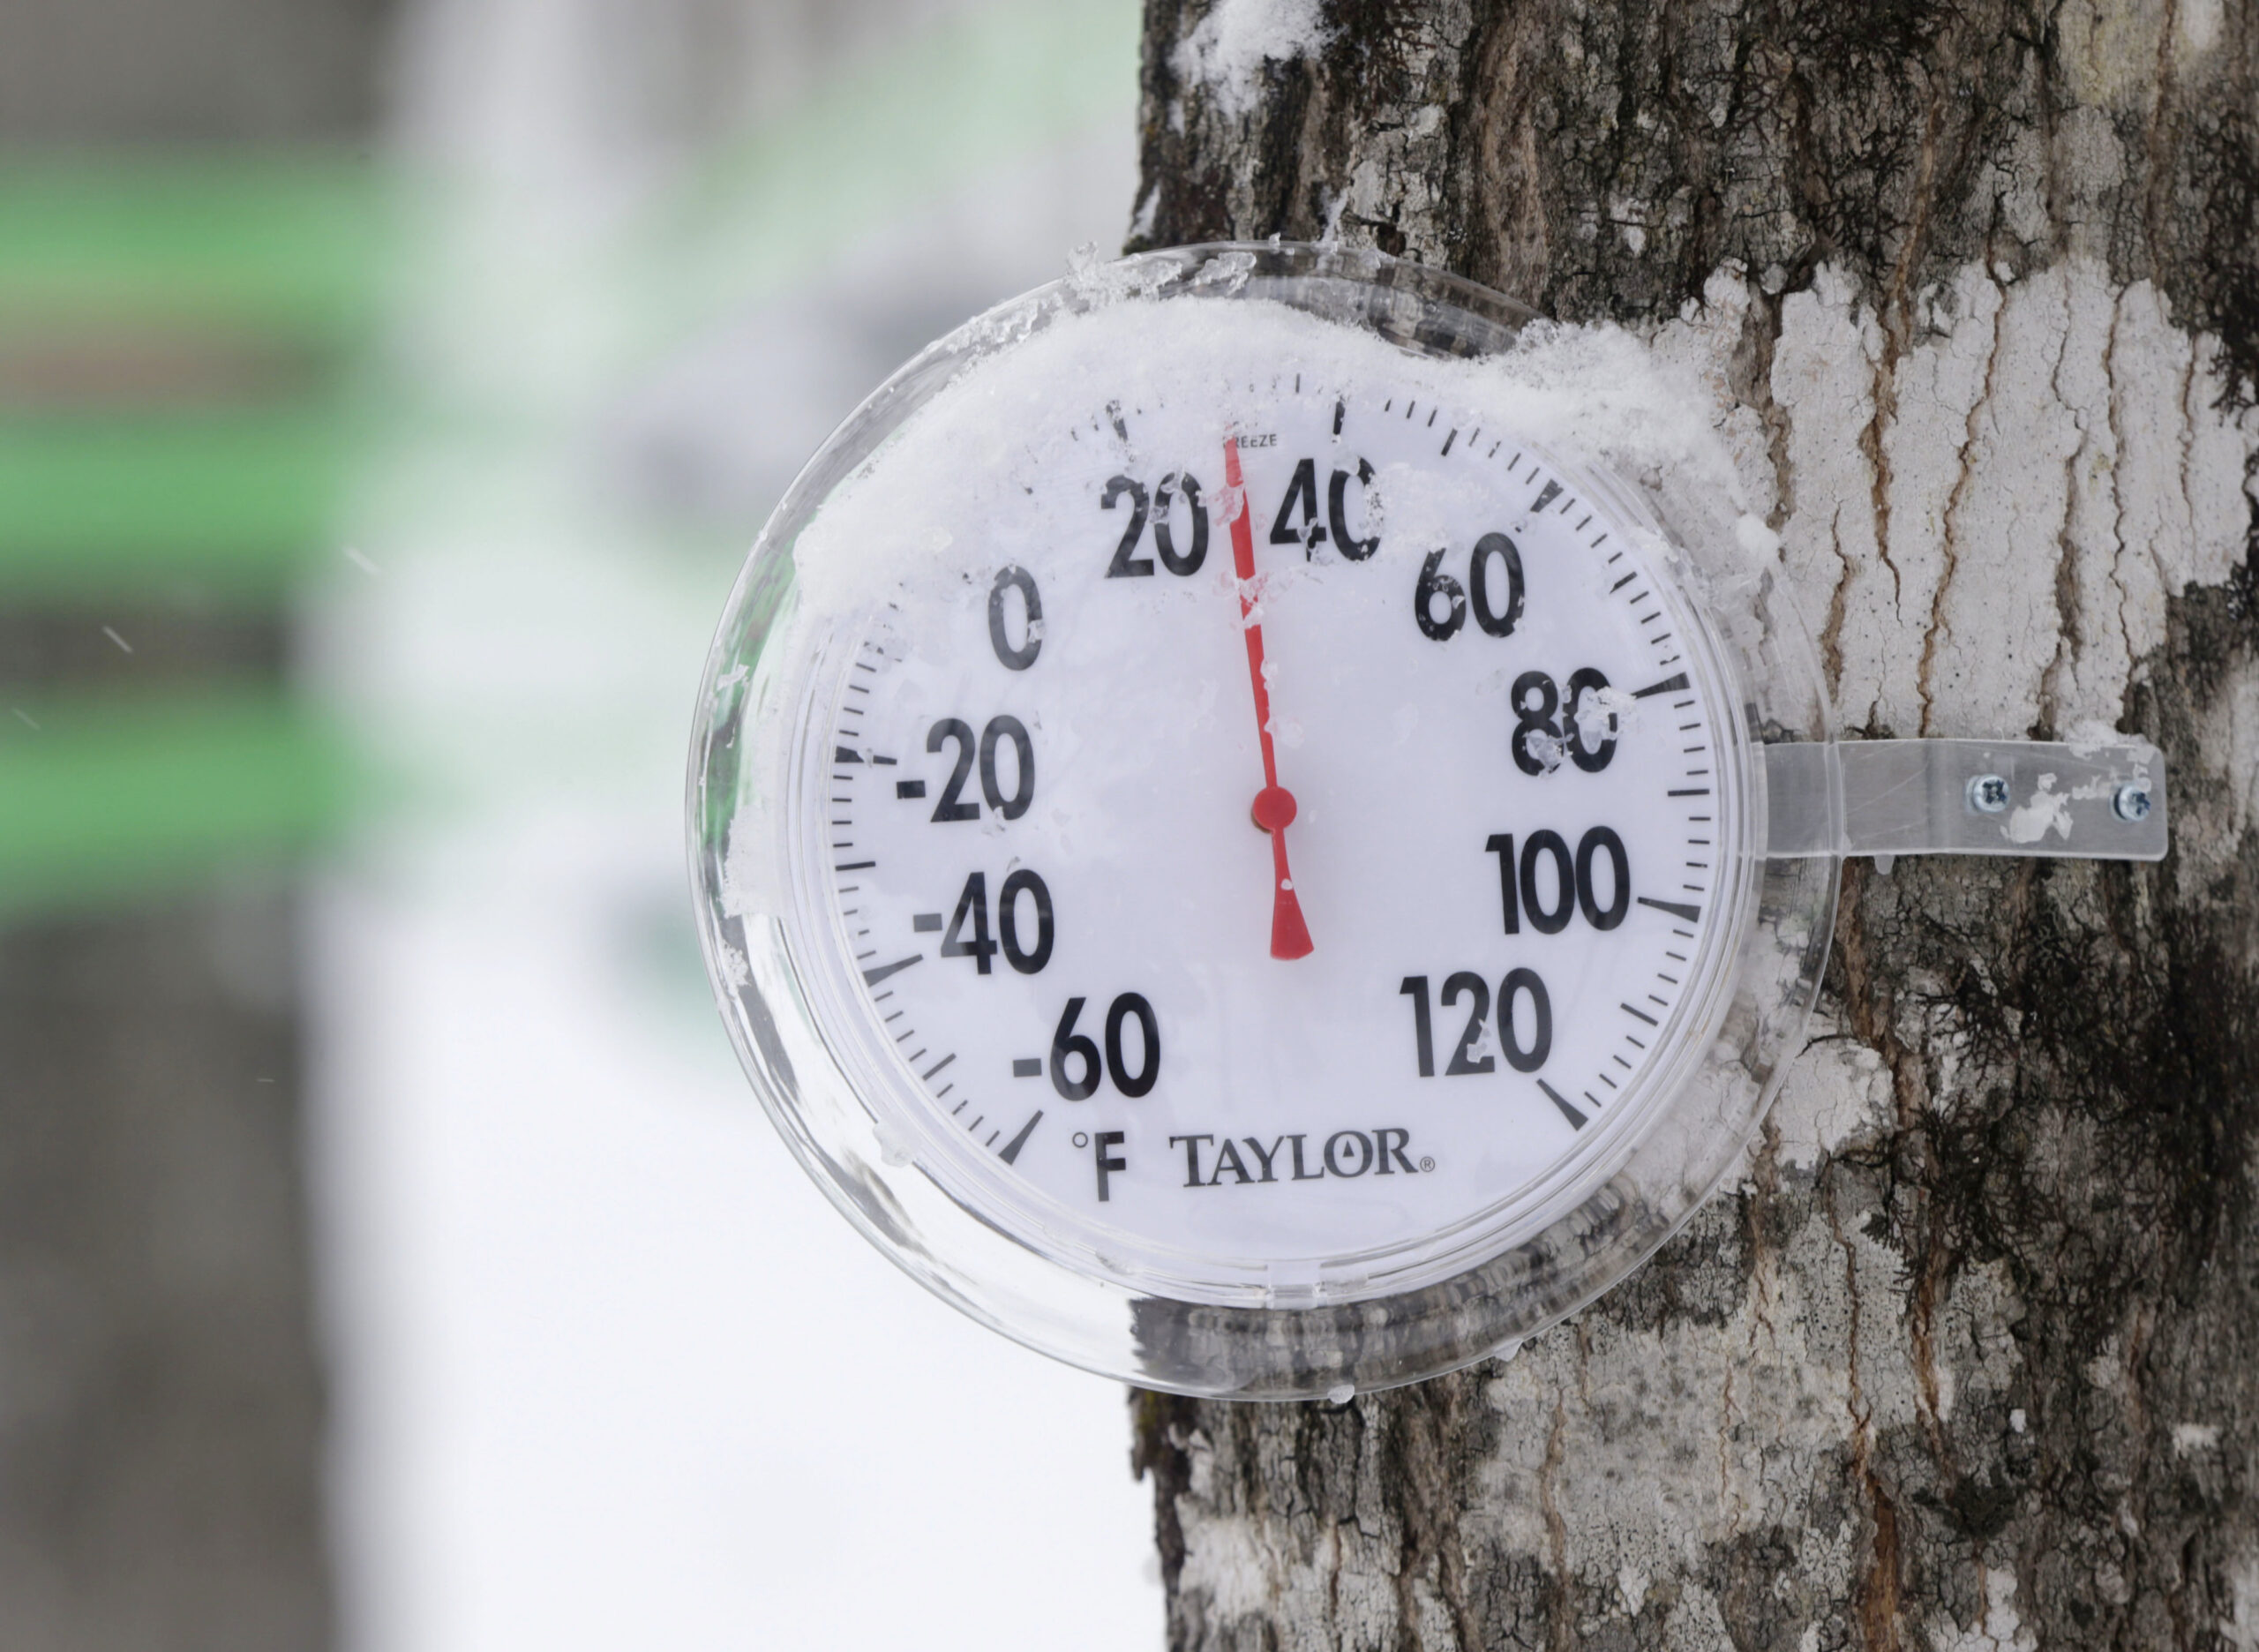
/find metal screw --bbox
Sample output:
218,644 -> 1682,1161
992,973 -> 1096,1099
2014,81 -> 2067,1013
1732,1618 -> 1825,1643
1967,773 -> 2011,814
2113,782 -> 2153,822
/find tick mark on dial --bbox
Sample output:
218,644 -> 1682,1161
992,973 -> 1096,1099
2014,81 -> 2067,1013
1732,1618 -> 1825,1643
1537,1081 -> 1588,1130
862,955 -> 922,987
1638,896 -> 1702,922
1531,479 -> 1562,513
997,1111 -> 1044,1164
1621,1003 -> 1660,1026
834,746 -> 863,763
1632,672 -> 1691,699
922,1054 -> 957,1080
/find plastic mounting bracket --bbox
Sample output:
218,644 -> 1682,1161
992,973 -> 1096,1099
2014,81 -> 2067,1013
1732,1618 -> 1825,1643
1765,739 -> 2168,862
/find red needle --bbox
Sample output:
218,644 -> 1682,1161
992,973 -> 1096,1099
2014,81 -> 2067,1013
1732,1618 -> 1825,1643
1222,436 -> 1315,960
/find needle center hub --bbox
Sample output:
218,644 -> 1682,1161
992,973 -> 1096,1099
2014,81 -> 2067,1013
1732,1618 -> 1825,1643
1251,785 -> 1299,833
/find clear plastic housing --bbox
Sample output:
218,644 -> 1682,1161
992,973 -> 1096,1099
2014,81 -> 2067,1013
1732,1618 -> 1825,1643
687,244 -> 1840,1398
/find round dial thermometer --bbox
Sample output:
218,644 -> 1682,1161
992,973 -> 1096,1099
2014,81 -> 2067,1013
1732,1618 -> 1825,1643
691,245 -> 1838,1398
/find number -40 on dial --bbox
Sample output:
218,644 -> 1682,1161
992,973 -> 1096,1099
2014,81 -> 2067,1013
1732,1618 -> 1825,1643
691,245 -> 1835,1399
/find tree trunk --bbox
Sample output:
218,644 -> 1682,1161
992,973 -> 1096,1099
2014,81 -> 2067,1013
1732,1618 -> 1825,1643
1127,4 -> 2259,1648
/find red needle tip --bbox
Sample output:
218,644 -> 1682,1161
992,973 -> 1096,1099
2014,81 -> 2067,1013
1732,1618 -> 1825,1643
1271,865 -> 1314,959
1251,785 -> 1298,832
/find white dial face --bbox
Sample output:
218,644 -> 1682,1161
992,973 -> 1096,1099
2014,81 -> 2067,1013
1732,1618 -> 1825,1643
783,303 -> 1747,1299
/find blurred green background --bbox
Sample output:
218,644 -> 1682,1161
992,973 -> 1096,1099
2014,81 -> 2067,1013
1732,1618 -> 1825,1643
0,10 -> 392,1636
0,157 -> 375,913
0,2 -> 1152,1648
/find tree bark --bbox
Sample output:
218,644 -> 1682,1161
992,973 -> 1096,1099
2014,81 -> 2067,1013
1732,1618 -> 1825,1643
1127,4 -> 2259,1648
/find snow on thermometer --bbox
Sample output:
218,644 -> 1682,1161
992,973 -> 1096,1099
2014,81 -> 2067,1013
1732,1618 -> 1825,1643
688,244 -> 2167,1399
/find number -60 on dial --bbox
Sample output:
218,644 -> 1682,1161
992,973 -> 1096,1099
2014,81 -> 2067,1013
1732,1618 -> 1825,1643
690,244 -> 1836,1399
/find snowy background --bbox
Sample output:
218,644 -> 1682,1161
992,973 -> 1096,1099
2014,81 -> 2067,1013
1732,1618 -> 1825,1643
309,0 -> 1162,1645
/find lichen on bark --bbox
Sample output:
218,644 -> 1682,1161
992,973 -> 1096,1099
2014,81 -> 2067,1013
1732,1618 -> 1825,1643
1128,3 -> 2259,1648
